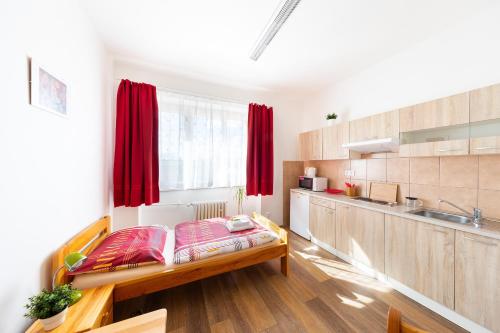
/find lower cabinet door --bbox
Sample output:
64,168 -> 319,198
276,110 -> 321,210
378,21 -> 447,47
335,204 -> 384,272
385,215 -> 455,308
309,203 -> 335,248
455,231 -> 500,332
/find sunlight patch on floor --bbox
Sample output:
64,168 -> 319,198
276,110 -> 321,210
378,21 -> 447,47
292,249 -> 393,293
337,294 -> 366,309
352,292 -> 374,304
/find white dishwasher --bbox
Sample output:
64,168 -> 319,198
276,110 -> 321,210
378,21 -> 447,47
290,191 -> 310,240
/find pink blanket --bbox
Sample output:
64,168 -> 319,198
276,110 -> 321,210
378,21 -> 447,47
174,217 -> 278,264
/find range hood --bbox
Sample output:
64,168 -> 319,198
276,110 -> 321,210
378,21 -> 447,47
342,137 -> 400,153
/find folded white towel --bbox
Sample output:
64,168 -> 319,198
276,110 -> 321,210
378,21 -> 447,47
225,219 -> 254,232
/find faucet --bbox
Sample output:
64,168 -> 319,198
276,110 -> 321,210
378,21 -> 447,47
438,199 -> 483,228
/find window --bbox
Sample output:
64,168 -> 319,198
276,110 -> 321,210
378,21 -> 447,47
158,90 -> 247,190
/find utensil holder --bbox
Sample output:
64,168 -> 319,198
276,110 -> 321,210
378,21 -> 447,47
346,187 -> 357,197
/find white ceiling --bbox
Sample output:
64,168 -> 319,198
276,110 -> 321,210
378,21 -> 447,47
80,0 -> 495,93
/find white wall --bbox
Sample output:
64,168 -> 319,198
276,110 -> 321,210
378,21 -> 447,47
302,3 -> 500,130
0,1 -> 111,331
112,60 -> 304,229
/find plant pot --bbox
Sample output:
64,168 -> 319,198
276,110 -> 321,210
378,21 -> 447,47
40,307 -> 67,331
327,119 -> 335,126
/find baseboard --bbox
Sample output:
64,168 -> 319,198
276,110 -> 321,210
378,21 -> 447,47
310,237 -> 492,333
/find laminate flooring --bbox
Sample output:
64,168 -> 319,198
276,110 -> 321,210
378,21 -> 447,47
115,232 -> 466,333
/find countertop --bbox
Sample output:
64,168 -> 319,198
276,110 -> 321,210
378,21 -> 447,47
291,188 -> 500,240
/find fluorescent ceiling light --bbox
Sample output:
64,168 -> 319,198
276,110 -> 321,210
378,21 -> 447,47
249,0 -> 302,61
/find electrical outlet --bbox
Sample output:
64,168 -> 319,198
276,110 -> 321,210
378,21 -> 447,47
344,169 -> 355,177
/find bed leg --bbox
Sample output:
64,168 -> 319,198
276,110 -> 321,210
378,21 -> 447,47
280,255 -> 289,276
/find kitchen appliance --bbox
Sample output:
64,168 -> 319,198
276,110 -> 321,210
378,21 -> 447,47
290,191 -> 310,240
299,176 -> 327,192
304,167 -> 317,178
405,196 -> 423,208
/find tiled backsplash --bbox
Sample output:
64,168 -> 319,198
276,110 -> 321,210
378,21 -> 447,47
303,154 -> 500,221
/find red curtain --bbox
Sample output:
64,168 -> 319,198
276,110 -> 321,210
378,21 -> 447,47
246,103 -> 274,196
113,79 -> 159,207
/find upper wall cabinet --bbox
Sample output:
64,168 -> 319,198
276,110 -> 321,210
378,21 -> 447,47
298,129 -> 322,161
349,110 -> 399,142
470,83 -> 500,122
399,92 -> 469,132
322,122 -> 350,160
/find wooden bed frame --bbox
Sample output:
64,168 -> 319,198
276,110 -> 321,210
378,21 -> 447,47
52,213 -> 289,302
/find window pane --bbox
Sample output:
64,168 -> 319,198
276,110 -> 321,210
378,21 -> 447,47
158,90 -> 247,190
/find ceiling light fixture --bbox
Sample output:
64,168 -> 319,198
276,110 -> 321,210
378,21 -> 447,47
249,0 -> 302,61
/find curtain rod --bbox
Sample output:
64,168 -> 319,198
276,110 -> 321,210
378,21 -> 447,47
113,78 -> 249,105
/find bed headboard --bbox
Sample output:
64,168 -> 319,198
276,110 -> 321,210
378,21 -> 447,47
52,215 -> 111,286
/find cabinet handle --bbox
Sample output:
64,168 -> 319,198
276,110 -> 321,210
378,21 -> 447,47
423,227 -> 447,234
463,236 -> 498,246
472,146 -> 497,150
437,148 -> 465,152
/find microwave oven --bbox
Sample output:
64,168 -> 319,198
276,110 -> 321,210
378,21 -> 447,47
298,176 -> 327,192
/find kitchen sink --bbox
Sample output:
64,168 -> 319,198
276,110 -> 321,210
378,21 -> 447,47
408,209 -> 472,224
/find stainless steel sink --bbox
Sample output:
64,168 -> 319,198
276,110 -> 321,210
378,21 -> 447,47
408,209 -> 472,224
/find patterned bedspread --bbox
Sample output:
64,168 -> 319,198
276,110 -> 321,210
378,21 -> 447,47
174,217 -> 278,264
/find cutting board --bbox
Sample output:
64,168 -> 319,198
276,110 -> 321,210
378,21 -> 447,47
369,182 -> 398,203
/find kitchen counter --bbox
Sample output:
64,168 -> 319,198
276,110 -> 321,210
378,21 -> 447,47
291,188 -> 500,240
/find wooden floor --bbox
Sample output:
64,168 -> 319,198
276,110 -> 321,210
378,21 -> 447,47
115,232 -> 466,333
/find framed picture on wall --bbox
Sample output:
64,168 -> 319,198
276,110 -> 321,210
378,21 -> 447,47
29,59 -> 68,117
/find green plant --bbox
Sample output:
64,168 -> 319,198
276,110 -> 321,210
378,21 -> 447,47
233,186 -> 246,214
25,284 -> 80,319
326,113 -> 338,120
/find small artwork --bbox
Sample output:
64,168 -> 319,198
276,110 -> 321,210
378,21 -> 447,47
30,60 -> 68,117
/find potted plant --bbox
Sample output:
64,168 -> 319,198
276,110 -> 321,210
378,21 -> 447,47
25,284 -> 81,331
233,186 -> 246,215
326,113 -> 338,126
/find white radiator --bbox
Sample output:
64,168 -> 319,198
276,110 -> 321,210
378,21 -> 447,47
193,201 -> 227,220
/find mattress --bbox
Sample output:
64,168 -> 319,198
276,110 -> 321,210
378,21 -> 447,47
173,217 -> 278,264
71,237 -> 280,290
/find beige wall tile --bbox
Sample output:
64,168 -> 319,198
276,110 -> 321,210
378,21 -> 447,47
410,184 -> 439,209
329,177 -> 351,190
350,179 -> 367,197
478,189 -> 500,221
350,159 -> 366,180
367,159 -> 387,182
440,156 -> 478,189
410,157 -> 439,185
478,155 -> 500,191
387,158 -> 409,183
438,186 -> 478,214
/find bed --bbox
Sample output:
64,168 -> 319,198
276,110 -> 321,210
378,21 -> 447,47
52,213 -> 289,302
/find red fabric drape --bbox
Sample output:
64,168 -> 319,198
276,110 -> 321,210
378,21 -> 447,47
113,79 -> 159,207
246,103 -> 274,196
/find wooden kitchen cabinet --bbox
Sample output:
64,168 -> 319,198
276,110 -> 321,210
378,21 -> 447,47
399,139 -> 469,157
455,231 -> 500,332
399,92 -> 469,132
349,110 -> 399,143
470,136 -> 500,155
309,202 -> 335,248
322,122 -> 353,160
335,203 -> 384,272
298,129 -> 322,160
385,215 -> 455,308
470,83 -> 500,122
